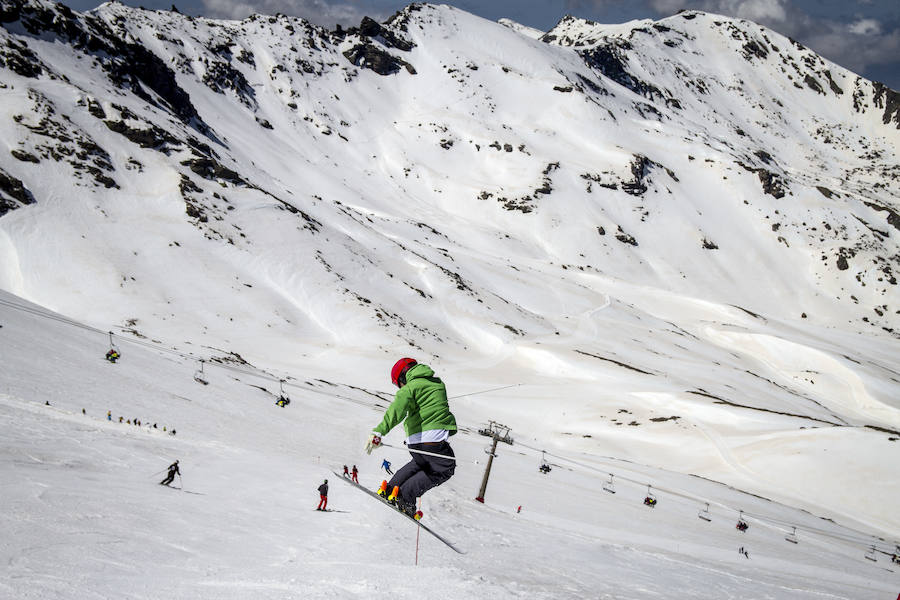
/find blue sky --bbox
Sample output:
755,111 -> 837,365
65,0 -> 899,89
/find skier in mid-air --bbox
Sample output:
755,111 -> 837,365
365,358 -> 457,517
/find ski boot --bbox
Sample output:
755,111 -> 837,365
394,491 -> 422,520
377,480 -> 389,499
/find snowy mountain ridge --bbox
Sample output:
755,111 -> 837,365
1,1 -> 898,337
0,2 -> 899,594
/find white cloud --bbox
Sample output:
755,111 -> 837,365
731,0 -> 786,22
648,0 -> 787,23
200,0 -> 382,27
847,18 -> 882,36
804,24 -> 900,76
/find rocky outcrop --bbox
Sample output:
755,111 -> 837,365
339,14 -> 417,76
342,42 -> 416,75
0,166 -> 35,215
1,0 -> 212,136
579,40 -> 673,107
872,82 -> 900,128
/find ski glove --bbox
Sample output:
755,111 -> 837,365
365,433 -> 382,454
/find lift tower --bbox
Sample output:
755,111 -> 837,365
475,421 -> 513,503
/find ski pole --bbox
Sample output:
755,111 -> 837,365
380,442 -> 458,461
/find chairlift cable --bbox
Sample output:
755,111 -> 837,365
514,439 -> 891,552
448,383 -> 522,400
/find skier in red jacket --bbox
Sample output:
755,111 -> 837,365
316,479 -> 328,511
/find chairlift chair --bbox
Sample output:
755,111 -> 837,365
864,545 -> 877,562
276,380 -> 291,406
602,473 -> 616,494
736,510 -> 749,532
643,484 -> 657,507
105,332 -> 121,362
193,360 -> 209,385
698,502 -> 712,522
539,451 -> 551,474
108,331 -> 120,353
785,526 -> 799,544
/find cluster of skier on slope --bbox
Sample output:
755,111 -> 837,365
158,358 -> 457,519
152,357 -> 900,566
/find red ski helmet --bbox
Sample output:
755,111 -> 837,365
391,358 -> 417,388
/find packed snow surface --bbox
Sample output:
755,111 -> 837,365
0,1 -> 898,597
1,291 -> 897,598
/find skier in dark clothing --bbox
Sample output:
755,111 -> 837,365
316,479 -> 328,511
381,458 -> 393,475
159,460 -> 180,486
365,358 -> 457,517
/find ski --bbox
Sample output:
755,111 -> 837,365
158,484 -> 205,495
331,471 -> 465,554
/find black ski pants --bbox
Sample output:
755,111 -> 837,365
387,441 -> 455,503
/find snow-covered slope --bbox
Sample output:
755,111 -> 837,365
1,289 -> 897,599
0,0 -> 899,591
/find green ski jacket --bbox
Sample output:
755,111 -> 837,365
373,364 -> 457,439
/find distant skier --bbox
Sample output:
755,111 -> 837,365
107,411 -> 112,421
351,465 -> 359,483
365,358 -> 457,517
316,479 -> 329,511
159,460 -> 180,486
381,458 -> 393,475
342,465 -> 350,478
